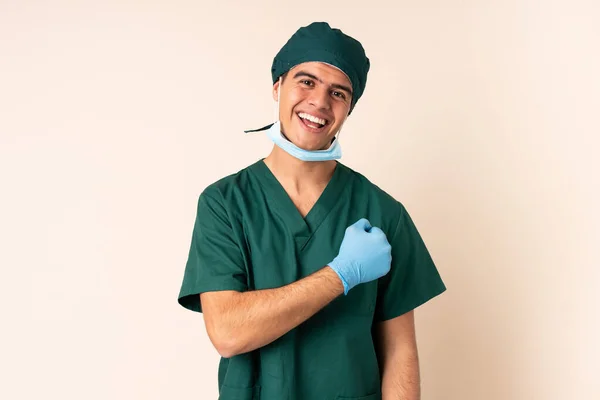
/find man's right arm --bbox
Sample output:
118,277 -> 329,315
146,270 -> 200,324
201,265 -> 343,358
201,218 -> 391,358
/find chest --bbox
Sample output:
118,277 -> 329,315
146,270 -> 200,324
286,191 -> 321,218
238,199 -> 379,318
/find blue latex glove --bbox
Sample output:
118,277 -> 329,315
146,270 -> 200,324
328,218 -> 392,295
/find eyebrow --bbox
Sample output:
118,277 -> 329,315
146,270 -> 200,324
292,71 -> 353,96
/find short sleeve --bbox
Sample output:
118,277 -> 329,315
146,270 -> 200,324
374,203 -> 446,322
177,189 -> 247,313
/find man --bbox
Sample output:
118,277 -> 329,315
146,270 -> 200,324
178,22 -> 446,400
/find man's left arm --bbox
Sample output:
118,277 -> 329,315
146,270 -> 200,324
374,310 -> 420,400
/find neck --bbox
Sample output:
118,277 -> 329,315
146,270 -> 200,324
263,145 -> 337,193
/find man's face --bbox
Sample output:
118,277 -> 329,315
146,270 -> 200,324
273,62 -> 353,151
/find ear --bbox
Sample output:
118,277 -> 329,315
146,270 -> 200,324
272,80 -> 280,101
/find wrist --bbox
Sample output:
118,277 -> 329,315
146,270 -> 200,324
326,262 -> 350,295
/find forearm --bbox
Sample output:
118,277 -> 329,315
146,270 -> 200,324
374,311 -> 421,400
204,266 -> 343,357
380,347 -> 421,400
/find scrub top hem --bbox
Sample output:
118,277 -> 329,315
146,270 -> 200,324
178,282 -> 247,313
374,283 -> 447,322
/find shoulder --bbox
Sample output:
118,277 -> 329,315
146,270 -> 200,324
199,161 -> 258,201
340,162 -> 405,214
338,163 -> 414,239
193,161 -> 260,219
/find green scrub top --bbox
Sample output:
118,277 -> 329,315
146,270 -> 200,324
178,159 -> 446,400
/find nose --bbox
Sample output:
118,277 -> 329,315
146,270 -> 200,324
307,86 -> 331,110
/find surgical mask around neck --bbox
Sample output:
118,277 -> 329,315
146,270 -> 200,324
264,120 -> 342,162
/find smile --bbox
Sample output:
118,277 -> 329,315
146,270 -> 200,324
297,112 -> 329,132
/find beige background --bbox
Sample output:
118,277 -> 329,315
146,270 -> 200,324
2,1 -> 599,399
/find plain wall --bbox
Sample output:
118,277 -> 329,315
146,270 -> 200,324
2,1 -> 599,399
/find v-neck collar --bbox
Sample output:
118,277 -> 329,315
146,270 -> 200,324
249,159 -> 351,242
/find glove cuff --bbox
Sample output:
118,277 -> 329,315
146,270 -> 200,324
328,259 -> 351,295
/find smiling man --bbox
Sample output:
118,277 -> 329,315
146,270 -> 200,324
178,22 -> 446,400
277,64 -> 352,148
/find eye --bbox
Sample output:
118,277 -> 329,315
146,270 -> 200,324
301,79 -> 314,86
332,90 -> 346,100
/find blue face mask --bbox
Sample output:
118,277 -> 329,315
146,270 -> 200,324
244,77 -> 346,162
264,120 -> 342,162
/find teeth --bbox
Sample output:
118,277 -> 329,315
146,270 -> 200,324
298,112 -> 326,126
